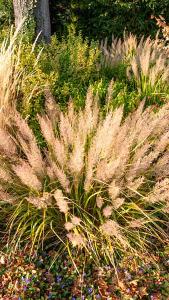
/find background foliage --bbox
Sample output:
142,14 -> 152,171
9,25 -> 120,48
49,0 -> 169,40
0,0 -> 13,29
1,0 -> 169,39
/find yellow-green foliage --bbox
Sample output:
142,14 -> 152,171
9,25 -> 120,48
3,29 -> 169,123
40,34 -> 101,106
15,32 -> 101,117
17,42 -> 56,116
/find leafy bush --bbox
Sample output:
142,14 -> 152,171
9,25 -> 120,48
41,33 -> 101,108
1,0 -> 169,41
13,32 -> 102,119
0,0 -> 13,29
49,0 -> 169,40
0,90 -> 169,265
16,31 -> 169,118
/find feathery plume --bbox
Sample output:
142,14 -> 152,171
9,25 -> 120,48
54,189 -> 69,214
0,189 -> 15,204
146,179 -> 169,204
67,232 -> 86,247
100,220 -> 127,247
96,196 -> 104,208
69,136 -> 84,175
12,161 -> 42,190
112,197 -> 124,210
47,161 -> 70,193
0,25 -> 23,126
0,167 -> 12,182
65,222 -> 74,231
103,205 -> 113,218
71,216 -> 81,226
108,180 -> 120,201
0,128 -> 16,156
13,113 -> 44,174
27,192 -> 51,209
129,219 -> 144,228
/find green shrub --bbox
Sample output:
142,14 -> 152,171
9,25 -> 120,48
1,0 -> 169,41
0,91 -> 169,265
40,33 -> 101,107
17,31 -> 169,118
14,32 -> 101,118
0,0 -> 13,30
50,0 -> 169,40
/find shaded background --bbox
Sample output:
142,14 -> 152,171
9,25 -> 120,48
1,0 -> 169,39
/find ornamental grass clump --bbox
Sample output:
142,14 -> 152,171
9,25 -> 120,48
0,89 -> 169,264
101,34 -> 169,101
0,26 -> 22,126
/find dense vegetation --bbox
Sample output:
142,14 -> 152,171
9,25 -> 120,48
0,1 -> 169,299
50,0 -> 169,39
1,0 -> 169,39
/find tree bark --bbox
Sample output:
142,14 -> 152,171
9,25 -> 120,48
12,0 -> 51,43
13,0 -> 30,28
34,0 -> 51,43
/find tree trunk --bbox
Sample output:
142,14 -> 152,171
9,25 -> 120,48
13,0 -> 30,28
34,0 -> 51,43
12,0 -> 51,43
